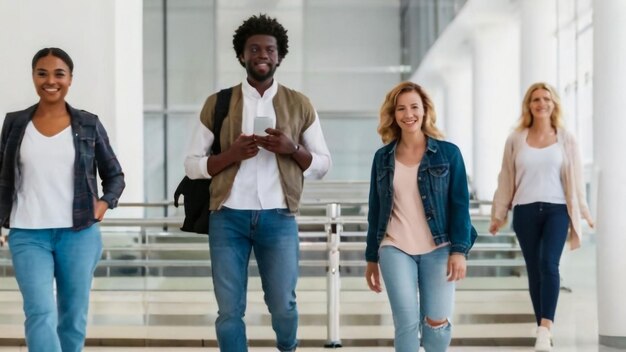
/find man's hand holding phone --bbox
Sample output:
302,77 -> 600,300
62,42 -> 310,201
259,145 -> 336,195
253,116 -> 273,136
253,116 -> 299,155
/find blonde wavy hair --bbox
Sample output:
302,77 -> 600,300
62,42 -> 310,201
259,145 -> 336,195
517,82 -> 564,130
377,81 -> 444,144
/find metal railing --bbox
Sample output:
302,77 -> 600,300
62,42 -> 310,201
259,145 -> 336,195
99,200 -> 519,345
0,199 -> 522,345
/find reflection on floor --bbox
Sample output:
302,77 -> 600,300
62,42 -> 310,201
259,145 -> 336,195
0,235 -> 617,351
0,346 -> 625,352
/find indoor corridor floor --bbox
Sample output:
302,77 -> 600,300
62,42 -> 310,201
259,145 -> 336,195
1,237 -> 624,352
0,346 -> 624,351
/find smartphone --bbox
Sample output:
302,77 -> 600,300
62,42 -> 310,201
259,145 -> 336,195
253,116 -> 273,136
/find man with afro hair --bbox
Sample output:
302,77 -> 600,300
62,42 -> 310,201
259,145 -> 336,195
184,13 -> 331,352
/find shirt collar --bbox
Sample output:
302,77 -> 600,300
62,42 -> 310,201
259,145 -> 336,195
242,78 -> 278,100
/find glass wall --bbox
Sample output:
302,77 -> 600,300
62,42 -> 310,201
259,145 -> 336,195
142,0 -> 403,203
302,0 -> 402,181
143,0 -> 216,207
142,0 -> 594,204
556,0 -> 593,165
400,0 -> 467,80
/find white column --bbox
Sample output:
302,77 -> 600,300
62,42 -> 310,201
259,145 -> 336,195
593,0 -> 626,347
520,0 -> 557,90
472,25 -> 520,201
0,0 -> 144,207
113,0 -> 144,206
442,67 -> 473,178
428,84 -> 447,133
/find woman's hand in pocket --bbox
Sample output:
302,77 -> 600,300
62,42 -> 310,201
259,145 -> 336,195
94,200 -> 109,221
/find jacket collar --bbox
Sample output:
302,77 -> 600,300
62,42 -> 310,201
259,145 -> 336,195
14,103 -> 94,138
19,102 -> 83,121
384,136 -> 440,155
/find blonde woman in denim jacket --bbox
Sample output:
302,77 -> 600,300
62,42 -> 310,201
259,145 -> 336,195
365,81 -> 476,352
490,82 -> 594,352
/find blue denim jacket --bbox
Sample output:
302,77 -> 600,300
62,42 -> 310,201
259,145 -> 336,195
365,138 -> 477,262
0,103 -> 125,230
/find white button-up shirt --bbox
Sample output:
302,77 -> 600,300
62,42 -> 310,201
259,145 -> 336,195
184,79 -> 331,210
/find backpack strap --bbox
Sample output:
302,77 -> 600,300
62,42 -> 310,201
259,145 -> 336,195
211,87 -> 233,155
174,87 -> 232,208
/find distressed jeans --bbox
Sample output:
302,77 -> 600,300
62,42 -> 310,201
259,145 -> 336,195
379,245 -> 454,352
9,225 -> 102,352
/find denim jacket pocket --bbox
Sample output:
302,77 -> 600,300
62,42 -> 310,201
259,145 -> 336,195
427,164 -> 450,194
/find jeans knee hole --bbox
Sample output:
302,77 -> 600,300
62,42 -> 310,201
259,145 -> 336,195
424,317 -> 449,329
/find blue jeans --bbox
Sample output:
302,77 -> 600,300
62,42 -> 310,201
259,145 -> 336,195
379,245 -> 454,352
209,207 -> 299,352
8,225 -> 102,352
512,202 -> 569,324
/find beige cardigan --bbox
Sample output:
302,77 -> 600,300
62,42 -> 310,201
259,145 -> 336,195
491,128 -> 592,250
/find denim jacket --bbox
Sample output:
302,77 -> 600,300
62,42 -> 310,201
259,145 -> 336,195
365,138 -> 477,262
0,103 -> 125,230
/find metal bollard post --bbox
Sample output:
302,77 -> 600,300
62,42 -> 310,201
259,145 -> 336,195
324,203 -> 342,348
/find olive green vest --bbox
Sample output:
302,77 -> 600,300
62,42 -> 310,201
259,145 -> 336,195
200,84 -> 316,212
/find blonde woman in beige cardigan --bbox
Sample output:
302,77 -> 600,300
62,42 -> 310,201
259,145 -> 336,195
489,82 -> 594,352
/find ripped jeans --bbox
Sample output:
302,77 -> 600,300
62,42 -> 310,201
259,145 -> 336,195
379,245 -> 454,352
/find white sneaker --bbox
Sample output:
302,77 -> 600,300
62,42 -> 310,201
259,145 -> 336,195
535,326 -> 552,351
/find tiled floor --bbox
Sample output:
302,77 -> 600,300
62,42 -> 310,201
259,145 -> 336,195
1,236 -> 623,351
0,347 -> 624,351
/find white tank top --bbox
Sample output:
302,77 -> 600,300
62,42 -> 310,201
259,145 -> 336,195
10,121 -> 75,228
513,141 -> 566,206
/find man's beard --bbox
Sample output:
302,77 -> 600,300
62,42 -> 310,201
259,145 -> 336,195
246,63 -> 277,82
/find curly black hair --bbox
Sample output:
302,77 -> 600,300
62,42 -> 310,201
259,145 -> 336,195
233,14 -> 289,67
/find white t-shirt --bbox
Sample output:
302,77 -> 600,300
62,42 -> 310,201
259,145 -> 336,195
10,121 -> 75,228
513,141 -> 566,206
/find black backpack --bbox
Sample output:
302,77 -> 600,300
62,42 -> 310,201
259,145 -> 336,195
173,88 -> 232,234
